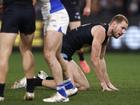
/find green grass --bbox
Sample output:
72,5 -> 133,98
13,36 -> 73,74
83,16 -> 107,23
1,51 -> 140,105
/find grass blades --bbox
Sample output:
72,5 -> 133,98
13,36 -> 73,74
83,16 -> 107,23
1,51 -> 140,105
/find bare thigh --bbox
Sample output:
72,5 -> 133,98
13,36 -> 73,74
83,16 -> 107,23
44,31 -> 63,55
0,33 -> 17,58
0,33 -> 17,82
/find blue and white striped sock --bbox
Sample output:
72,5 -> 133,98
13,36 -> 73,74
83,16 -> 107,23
64,79 -> 75,90
57,84 -> 67,97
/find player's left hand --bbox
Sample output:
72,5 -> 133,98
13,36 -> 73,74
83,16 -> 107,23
107,83 -> 119,91
101,82 -> 113,92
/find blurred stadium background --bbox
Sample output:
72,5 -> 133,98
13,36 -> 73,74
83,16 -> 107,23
0,0 -> 140,105
0,0 -> 139,52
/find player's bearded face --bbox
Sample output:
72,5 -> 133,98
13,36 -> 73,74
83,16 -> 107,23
112,22 -> 127,39
112,27 -> 120,39
112,30 -> 120,39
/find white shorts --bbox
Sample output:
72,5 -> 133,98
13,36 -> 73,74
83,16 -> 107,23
41,8 -> 69,35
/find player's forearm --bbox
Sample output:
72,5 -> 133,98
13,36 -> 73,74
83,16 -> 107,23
91,57 -> 105,83
100,58 -> 111,84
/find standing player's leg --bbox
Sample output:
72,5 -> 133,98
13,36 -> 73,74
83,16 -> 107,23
19,3 -> 36,100
43,30 -> 70,102
0,33 -> 17,101
19,33 -> 35,100
42,7 -> 78,102
44,31 -> 64,85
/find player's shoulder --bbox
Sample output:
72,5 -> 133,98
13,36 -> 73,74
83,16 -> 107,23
91,24 -> 106,39
92,24 -> 106,33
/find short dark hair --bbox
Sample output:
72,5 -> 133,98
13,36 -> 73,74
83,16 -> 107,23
110,14 -> 128,24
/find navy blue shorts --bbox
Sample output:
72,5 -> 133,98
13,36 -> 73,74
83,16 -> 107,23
0,4 -> 35,34
61,0 -> 81,21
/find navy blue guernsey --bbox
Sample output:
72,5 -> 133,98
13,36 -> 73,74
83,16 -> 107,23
62,23 -> 109,60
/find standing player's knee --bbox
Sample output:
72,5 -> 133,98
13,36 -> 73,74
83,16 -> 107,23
19,45 -> 31,55
57,54 -> 63,63
0,51 -> 11,64
44,50 -> 55,63
0,59 -> 7,70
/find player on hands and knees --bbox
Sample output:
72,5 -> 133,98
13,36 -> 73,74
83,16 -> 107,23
12,14 -> 128,94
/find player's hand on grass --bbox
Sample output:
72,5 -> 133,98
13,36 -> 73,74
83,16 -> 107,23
107,83 -> 119,91
101,82 -> 112,92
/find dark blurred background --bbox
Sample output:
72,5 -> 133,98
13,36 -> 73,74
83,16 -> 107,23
0,0 -> 140,51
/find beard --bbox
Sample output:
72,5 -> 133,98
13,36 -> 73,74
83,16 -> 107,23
111,30 -> 119,39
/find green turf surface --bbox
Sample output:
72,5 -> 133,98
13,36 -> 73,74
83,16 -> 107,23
1,51 -> 140,105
